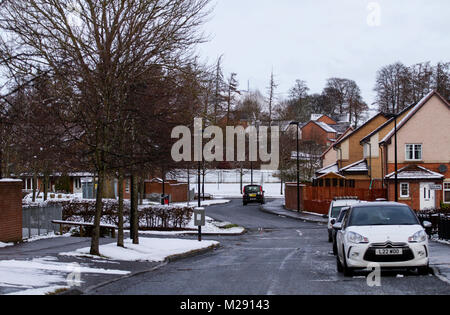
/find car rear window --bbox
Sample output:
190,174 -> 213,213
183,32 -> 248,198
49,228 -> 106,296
331,206 -> 345,218
245,186 -> 261,193
348,206 -> 419,226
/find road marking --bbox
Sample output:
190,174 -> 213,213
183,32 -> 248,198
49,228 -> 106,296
266,249 -> 300,295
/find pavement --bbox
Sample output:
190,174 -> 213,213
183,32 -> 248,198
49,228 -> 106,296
260,199 -> 328,224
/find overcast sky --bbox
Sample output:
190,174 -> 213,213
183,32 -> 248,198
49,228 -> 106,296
197,0 -> 450,109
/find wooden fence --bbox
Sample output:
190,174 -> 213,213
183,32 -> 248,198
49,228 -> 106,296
285,184 -> 387,215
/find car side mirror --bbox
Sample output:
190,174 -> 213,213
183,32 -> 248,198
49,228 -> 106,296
422,221 -> 432,229
333,222 -> 342,230
330,219 -> 336,225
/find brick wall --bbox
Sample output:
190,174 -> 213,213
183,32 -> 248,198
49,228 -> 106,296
0,180 -> 23,243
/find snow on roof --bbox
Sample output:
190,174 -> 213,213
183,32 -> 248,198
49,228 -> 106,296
311,114 -> 324,121
316,172 -> 346,179
385,165 -> 444,180
0,179 -> 23,182
316,163 -> 339,175
340,159 -> 368,172
315,121 -> 337,133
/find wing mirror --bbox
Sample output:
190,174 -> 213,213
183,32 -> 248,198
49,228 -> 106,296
330,219 -> 336,225
422,221 -> 432,229
332,222 -> 342,230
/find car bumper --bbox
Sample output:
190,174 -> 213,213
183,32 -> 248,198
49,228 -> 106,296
345,243 -> 429,268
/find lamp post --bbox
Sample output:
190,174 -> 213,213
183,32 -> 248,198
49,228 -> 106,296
290,122 -> 301,213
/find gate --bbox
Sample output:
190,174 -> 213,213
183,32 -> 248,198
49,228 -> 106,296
22,205 -> 63,239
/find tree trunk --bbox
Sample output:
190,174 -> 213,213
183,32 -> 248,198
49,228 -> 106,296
32,172 -> 37,202
117,169 -> 124,248
43,173 -> 49,201
131,174 -> 139,245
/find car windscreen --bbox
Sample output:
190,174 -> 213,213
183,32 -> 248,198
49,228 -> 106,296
331,206 -> 346,218
244,186 -> 260,193
348,206 -> 419,226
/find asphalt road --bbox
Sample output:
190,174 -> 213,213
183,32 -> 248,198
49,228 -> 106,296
91,199 -> 450,295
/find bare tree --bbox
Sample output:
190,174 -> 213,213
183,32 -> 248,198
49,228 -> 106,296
0,0 -> 211,255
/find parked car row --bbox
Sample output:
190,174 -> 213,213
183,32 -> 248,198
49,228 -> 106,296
326,198 -> 432,277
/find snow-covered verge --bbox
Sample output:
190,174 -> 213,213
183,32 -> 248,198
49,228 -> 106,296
0,242 -> 13,248
0,256 -> 129,295
60,238 -> 219,262
139,215 -> 245,236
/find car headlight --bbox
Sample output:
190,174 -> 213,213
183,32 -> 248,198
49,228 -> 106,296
347,231 -> 369,244
408,230 -> 427,243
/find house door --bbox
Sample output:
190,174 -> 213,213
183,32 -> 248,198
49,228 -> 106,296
420,183 -> 435,210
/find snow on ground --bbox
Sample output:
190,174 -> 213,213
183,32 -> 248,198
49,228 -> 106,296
0,256 -> 130,295
191,183 -> 284,198
139,215 -> 245,236
60,238 -> 219,262
172,199 -> 231,207
23,232 -> 72,243
0,242 -> 13,248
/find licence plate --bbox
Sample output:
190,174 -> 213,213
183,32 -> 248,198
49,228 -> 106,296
375,249 -> 403,256
250,194 -> 257,197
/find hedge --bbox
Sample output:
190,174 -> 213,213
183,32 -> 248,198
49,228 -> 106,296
46,199 -> 194,229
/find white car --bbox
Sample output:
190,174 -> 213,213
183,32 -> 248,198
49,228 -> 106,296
327,197 -> 362,242
336,202 -> 431,277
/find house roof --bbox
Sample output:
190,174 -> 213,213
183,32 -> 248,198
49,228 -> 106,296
334,113 -> 389,148
316,172 -> 346,179
316,163 -> 339,175
340,159 -> 369,173
385,165 -> 445,180
320,126 -> 354,158
314,121 -> 337,133
380,90 -> 450,145
360,101 -> 417,144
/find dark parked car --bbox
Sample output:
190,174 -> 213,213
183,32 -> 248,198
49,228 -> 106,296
243,185 -> 265,206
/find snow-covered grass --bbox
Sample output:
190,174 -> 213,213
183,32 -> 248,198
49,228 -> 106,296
0,256 -> 129,295
23,232 -> 72,243
172,199 -> 231,207
138,215 -> 245,236
60,238 -> 219,262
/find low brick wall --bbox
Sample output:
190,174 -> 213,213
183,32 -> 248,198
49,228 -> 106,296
0,180 -> 23,243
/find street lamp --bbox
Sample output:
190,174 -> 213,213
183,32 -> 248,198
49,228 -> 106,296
290,121 -> 301,213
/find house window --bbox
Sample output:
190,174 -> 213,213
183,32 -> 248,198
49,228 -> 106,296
406,144 -> 422,161
444,183 -> 450,204
400,183 -> 410,198
125,179 -> 130,193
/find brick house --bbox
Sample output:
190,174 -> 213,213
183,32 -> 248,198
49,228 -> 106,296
317,90 -> 450,210
379,91 -> 450,210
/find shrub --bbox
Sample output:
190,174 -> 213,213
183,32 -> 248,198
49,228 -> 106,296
47,199 -> 194,229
